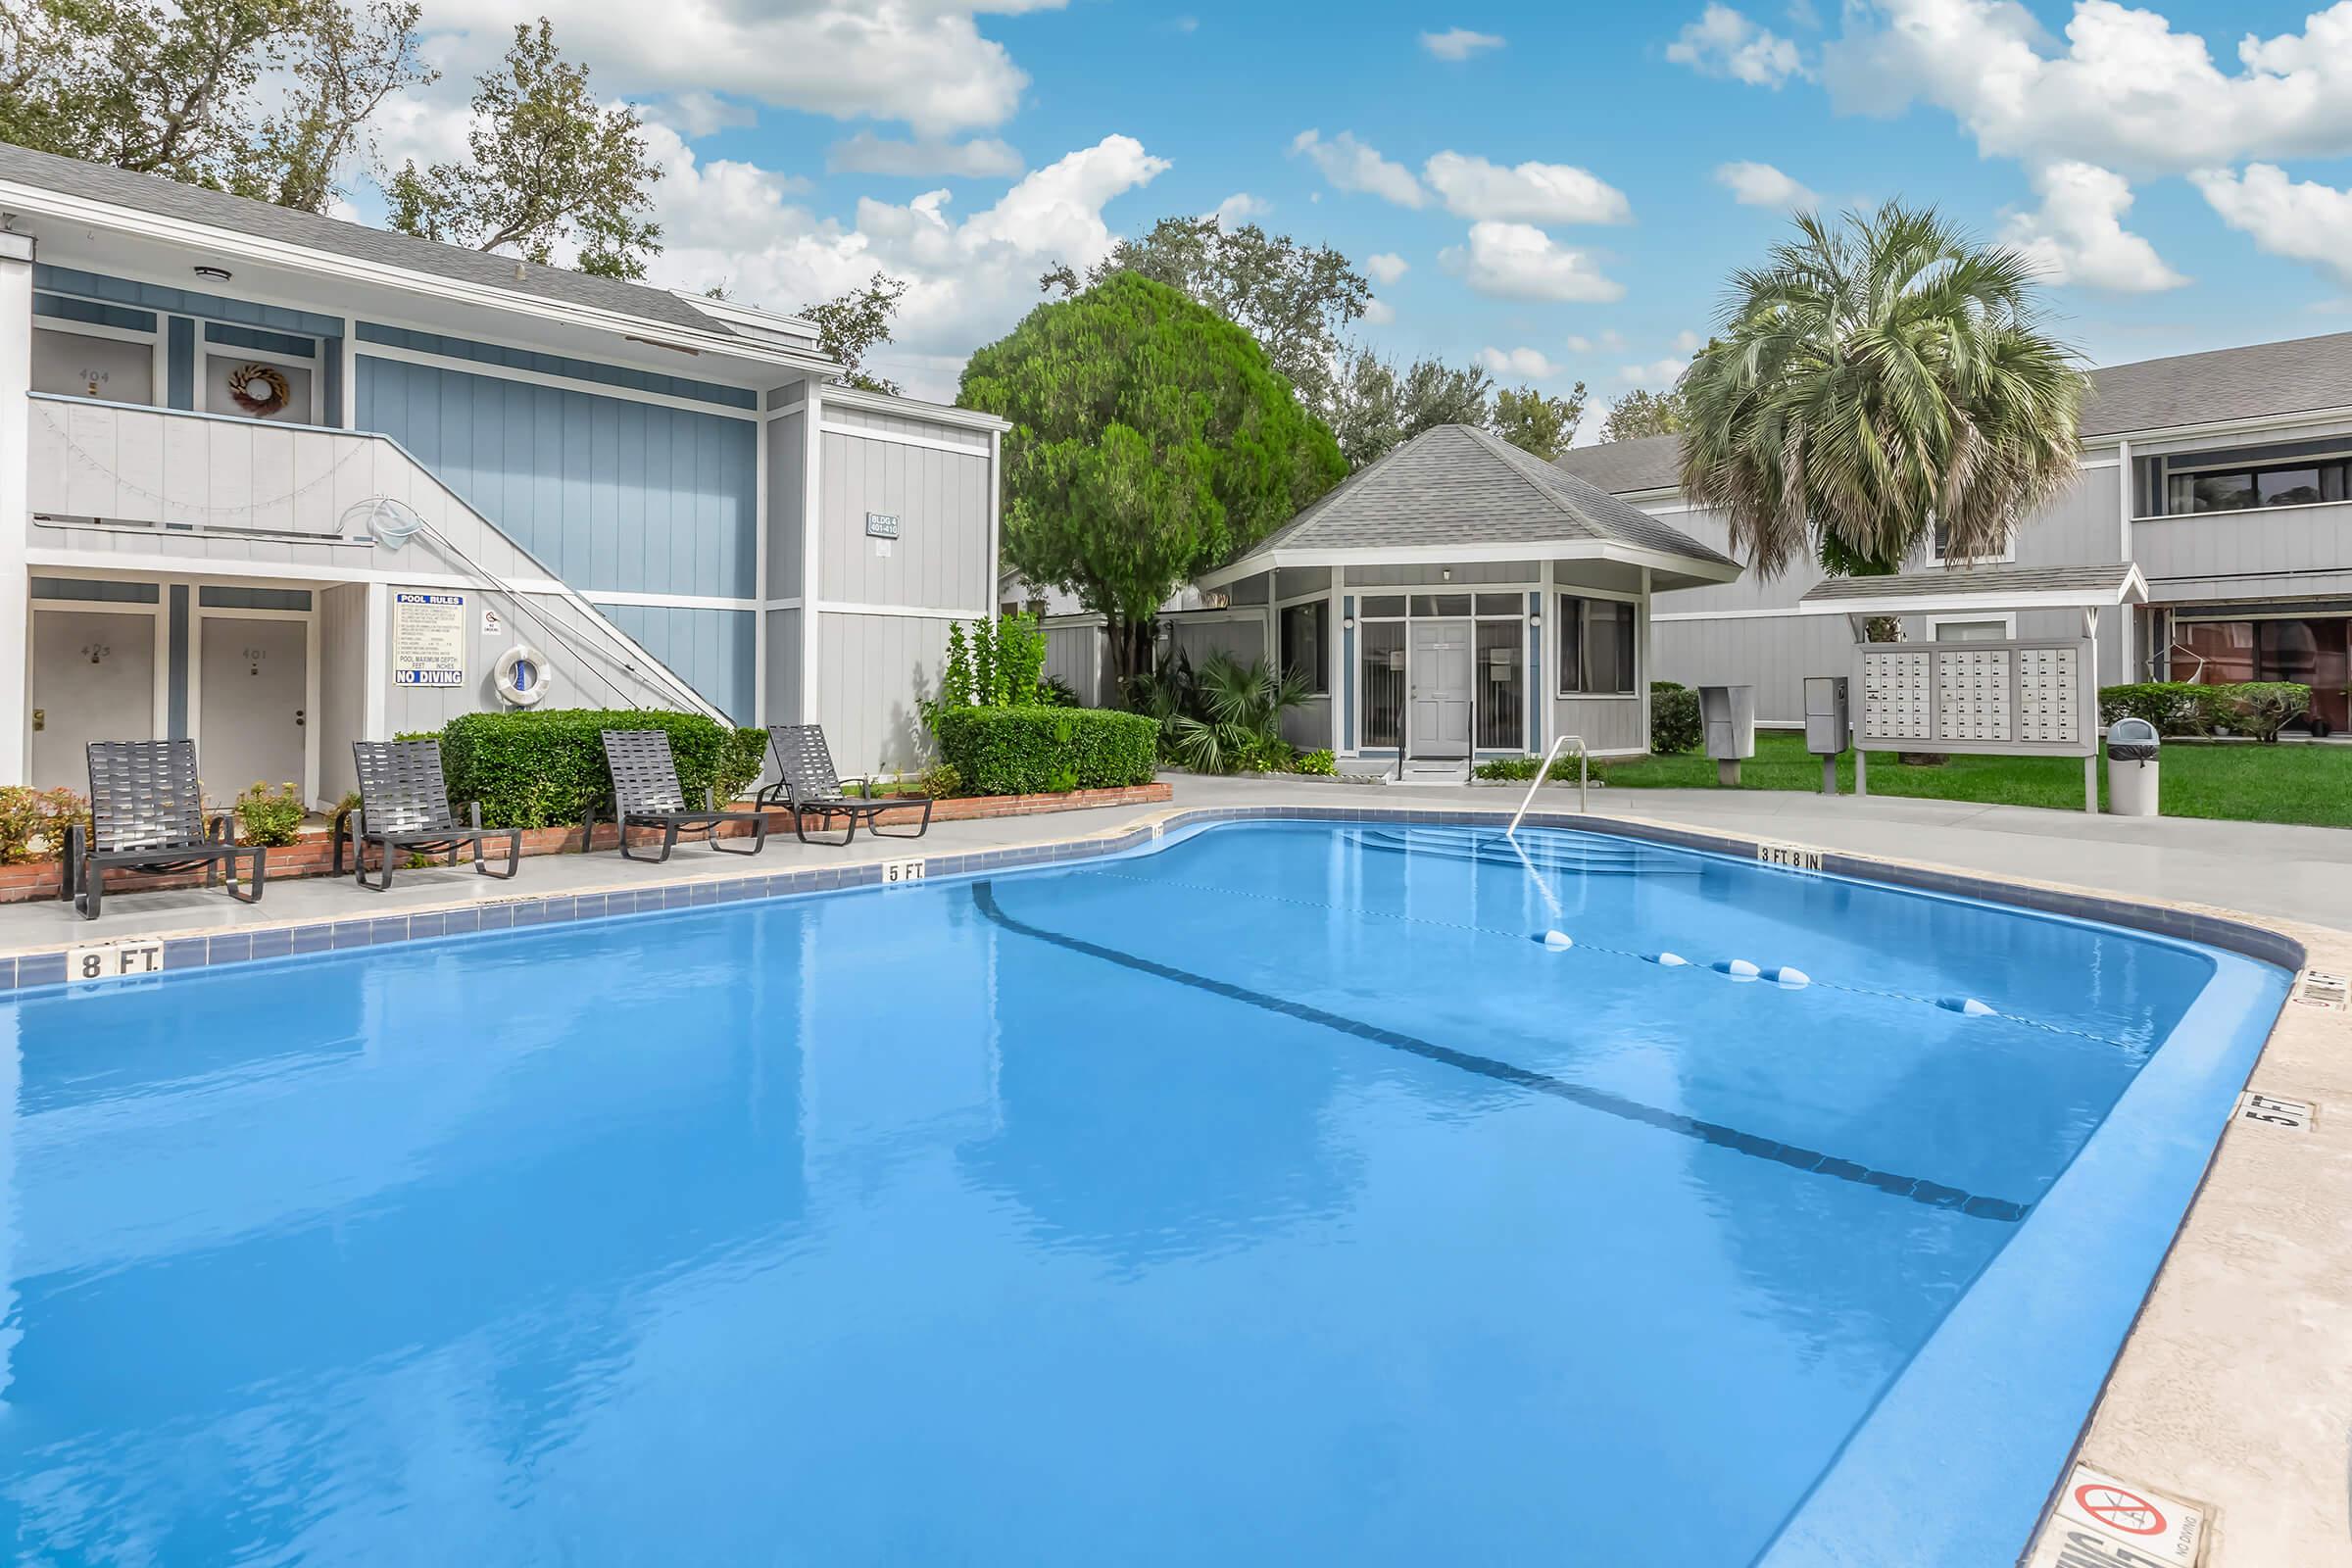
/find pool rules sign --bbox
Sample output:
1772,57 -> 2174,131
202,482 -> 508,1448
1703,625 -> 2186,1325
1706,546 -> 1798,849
392,591 -> 466,688
2026,1463 -> 2206,1567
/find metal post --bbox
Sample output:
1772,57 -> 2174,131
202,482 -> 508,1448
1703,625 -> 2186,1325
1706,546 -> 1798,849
2085,754 -> 2098,814
1821,756 -> 1837,796
1855,748 -> 1869,798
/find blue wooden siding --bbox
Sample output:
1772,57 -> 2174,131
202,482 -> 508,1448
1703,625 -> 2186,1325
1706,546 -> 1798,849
33,292 -> 157,333
205,321 -> 318,359
166,318 -> 195,410
597,604 -> 757,723
34,265 -> 342,339
356,355 -> 758,600
357,322 -> 756,411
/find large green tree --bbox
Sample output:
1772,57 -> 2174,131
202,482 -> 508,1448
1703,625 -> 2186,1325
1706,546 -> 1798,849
384,18 -> 661,279
1042,216 -> 1368,412
799,271 -> 907,394
961,272 -> 1346,682
0,0 -> 431,209
1491,382 -> 1587,462
1324,347 -> 1491,469
1600,386 -> 1688,443
1679,203 -> 2085,577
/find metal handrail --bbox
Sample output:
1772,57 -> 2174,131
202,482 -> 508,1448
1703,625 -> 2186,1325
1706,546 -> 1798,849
1506,733 -> 1587,834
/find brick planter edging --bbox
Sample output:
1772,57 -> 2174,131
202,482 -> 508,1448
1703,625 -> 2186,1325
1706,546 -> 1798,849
0,798 -> 2300,993
0,783 -> 1173,907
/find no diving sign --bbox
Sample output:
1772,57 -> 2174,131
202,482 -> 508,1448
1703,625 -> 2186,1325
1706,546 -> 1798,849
2028,1463 -> 2205,1567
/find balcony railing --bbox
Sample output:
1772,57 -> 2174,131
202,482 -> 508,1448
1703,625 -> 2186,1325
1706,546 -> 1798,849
2131,498 -> 2352,594
27,391 -> 380,537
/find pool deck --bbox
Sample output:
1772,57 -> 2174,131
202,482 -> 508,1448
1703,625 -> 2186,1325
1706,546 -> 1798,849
6,777 -> 2348,1564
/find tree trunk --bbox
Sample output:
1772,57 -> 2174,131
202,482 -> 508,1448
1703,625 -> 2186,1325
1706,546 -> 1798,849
1106,614 -> 1156,700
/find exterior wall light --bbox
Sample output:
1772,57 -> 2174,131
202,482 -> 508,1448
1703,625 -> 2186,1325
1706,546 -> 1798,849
192,265 -> 232,280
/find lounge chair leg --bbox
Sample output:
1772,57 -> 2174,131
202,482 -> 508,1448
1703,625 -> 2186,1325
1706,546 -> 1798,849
78,862 -> 100,921
227,848 -> 266,904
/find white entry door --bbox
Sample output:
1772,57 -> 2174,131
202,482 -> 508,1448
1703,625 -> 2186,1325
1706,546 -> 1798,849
199,616 -> 308,800
1408,619 -> 1473,758
30,609 -> 158,790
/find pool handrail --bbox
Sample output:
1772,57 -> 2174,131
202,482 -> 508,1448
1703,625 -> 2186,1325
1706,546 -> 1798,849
1506,734 -> 1587,834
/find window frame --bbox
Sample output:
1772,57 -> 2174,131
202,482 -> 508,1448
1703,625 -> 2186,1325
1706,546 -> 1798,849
1556,592 -> 1639,698
1278,598 -> 1330,696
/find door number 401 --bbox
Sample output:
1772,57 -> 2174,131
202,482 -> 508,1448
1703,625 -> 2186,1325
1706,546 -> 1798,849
67,938 -> 165,982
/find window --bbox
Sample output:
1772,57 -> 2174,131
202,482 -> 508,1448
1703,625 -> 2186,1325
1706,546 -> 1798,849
2166,460 -> 2349,514
1930,519 -> 2015,564
1558,595 -> 1637,695
1279,600 -> 1328,694
1928,614 -> 2013,643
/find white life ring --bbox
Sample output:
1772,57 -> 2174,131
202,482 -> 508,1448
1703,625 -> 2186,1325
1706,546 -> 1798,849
494,643 -> 553,707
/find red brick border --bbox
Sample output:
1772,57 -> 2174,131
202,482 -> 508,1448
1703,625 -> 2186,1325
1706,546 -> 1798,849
0,782 -> 1172,906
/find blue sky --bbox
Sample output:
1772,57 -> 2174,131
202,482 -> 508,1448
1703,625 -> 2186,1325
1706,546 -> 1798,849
378,1 -> 2352,415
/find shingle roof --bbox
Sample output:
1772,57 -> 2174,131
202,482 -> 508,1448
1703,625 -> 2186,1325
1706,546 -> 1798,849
1226,423 -> 1735,569
1553,329 -> 2352,497
1797,563 -> 2143,607
0,141 -> 731,339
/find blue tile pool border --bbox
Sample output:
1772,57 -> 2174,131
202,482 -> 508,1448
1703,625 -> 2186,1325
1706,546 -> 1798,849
0,804 -> 2307,994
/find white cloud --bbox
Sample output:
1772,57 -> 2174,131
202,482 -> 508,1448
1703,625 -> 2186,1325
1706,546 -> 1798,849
1212,192 -> 1271,223
1819,0 -> 2352,175
1420,26 -> 1505,61
827,132 -> 1026,178
1439,221 -> 1624,303
416,0 -> 1062,136
1480,345 -> 1561,378
1422,151 -> 1632,224
1666,4 -> 1805,87
1290,128 -> 1426,208
1618,356 -> 1690,387
1362,297 -> 1397,325
1564,330 -> 1627,353
1364,251 -> 1410,284
638,130 -> 1169,399
658,89 -> 755,139
1671,328 -> 1705,353
1999,161 -> 2187,293
1714,159 -> 1816,209
2193,164 -> 2352,285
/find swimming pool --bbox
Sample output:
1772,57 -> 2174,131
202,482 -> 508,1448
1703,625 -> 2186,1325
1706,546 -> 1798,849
0,817 -> 2290,1565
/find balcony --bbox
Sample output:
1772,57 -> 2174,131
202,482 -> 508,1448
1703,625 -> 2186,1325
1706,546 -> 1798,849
2132,498 -> 2352,603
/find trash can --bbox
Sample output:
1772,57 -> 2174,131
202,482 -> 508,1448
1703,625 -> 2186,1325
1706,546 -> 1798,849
2105,716 -> 2160,816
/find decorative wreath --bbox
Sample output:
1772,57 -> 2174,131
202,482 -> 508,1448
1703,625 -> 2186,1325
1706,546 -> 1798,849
227,362 -> 292,416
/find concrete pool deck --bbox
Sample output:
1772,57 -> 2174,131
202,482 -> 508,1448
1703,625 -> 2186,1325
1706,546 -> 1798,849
3,776 -> 2345,1564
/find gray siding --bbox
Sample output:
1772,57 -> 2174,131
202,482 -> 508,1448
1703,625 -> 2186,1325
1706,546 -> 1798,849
764,609 -> 802,724
813,612 -> 948,775
816,427 -> 992,611
1346,561 -> 1538,586
1167,613 -> 1270,669
765,408 -> 806,599
1043,616 -> 1108,707
1281,697 -> 1333,750
596,603 -> 756,723
827,402 -> 988,450
356,354 -> 759,598
317,582 -> 367,802
2133,503 -> 2352,602
1551,695 -> 1644,755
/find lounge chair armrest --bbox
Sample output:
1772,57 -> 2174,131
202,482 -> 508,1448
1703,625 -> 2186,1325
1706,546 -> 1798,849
206,813 -> 232,844
467,801 -> 483,829
841,775 -> 874,799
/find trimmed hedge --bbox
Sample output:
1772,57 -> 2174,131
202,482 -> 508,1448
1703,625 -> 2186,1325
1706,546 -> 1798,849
437,709 -> 768,828
2098,680 -> 2316,740
1650,686 -> 1701,754
933,706 -> 1157,796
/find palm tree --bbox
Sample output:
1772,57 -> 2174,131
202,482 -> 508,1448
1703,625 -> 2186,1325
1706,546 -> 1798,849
1678,202 -> 2087,579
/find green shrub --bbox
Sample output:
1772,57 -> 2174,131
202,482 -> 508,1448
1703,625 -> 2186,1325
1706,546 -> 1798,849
918,762 -> 963,800
0,786 -> 88,863
934,706 -> 1157,796
234,781 -> 306,847
1293,748 -> 1338,776
1473,754 -> 1586,782
437,709 -> 765,828
2219,681 -> 2312,742
2099,681 -> 2219,735
1650,686 -> 1702,754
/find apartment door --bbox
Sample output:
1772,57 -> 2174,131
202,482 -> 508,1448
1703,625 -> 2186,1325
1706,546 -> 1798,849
29,608 -> 158,790
1408,619 -> 1473,759
199,615 -> 307,799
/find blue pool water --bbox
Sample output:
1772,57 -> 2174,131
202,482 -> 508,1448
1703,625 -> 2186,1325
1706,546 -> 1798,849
0,821 -> 2289,1565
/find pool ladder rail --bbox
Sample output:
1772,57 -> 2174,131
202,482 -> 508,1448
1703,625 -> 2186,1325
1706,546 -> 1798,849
1506,734 -> 1588,833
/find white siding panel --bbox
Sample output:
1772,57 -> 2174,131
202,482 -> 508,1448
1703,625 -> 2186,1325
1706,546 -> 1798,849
814,611 -> 949,774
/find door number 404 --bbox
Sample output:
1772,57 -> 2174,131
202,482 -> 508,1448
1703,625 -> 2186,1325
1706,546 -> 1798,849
67,938 -> 166,982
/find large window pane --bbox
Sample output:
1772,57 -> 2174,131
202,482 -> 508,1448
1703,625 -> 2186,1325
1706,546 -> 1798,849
1359,620 -> 1405,748
1590,600 -> 1635,694
1475,618 -> 1523,750
1280,601 -> 1327,694
2257,467 -> 2323,506
2188,471 -> 2257,512
1556,596 -> 1584,693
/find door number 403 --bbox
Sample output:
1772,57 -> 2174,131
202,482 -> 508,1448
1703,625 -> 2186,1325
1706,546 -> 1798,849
880,858 -> 927,885
67,938 -> 166,982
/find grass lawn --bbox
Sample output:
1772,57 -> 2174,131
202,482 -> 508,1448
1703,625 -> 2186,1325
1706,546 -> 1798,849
1572,730 -> 2352,829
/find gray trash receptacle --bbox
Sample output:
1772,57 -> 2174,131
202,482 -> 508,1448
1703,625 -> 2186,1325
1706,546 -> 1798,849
2105,716 -> 2160,816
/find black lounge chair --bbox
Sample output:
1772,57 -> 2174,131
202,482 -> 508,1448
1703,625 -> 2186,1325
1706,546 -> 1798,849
594,729 -> 768,863
336,739 -> 521,891
63,739 -> 266,920
756,723 -> 932,846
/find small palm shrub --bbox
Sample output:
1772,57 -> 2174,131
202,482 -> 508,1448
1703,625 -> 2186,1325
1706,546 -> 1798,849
1170,652 -> 1313,774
